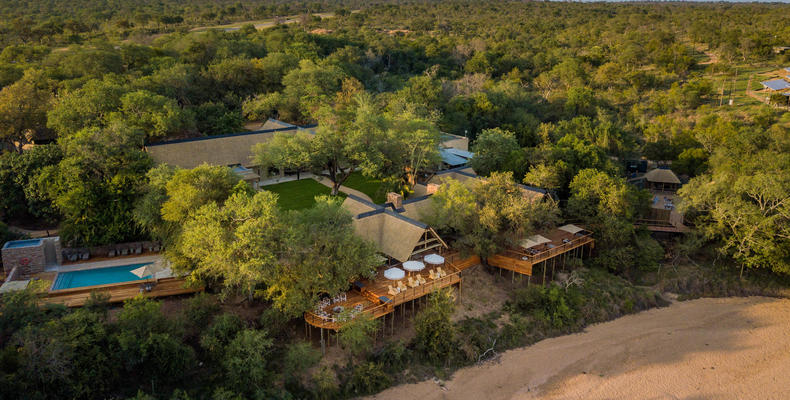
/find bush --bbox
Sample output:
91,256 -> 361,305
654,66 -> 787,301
343,362 -> 391,397
222,329 -> 273,392
200,313 -> 244,359
182,292 -> 220,331
370,340 -> 410,374
413,289 -> 458,366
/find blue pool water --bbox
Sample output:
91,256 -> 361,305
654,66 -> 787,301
3,239 -> 42,249
52,263 -> 153,290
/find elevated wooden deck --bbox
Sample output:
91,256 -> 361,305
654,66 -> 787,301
489,231 -> 595,276
42,277 -> 202,307
305,252 -> 479,330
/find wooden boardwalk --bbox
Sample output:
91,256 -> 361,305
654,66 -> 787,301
305,252 -> 479,330
42,277 -> 203,307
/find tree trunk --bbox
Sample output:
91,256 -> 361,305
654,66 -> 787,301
331,183 -> 340,196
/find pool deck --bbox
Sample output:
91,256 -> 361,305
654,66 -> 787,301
42,277 -> 203,307
37,255 -> 202,307
50,255 -> 162,272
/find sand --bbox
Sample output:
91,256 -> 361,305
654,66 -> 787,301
369,297 -> 790,400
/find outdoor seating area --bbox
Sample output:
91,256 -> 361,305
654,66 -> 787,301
61,241 -> 162,263
488,225 -> 595,278
305,251 -> 476,330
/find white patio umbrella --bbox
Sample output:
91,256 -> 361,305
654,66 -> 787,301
423,254 -> 445,265
402,260 -> 425,272
383,267 -> 405,280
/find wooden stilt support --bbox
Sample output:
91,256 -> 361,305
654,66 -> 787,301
320,328 -> 325,355
542,261 -> 546,286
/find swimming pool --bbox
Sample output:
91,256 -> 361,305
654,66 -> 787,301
51,263 -> 153,290
3,239 -> 42,249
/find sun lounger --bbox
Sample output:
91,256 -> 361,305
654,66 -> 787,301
397,281 -> 407,291
108,249 -> 116,257
120,247 -> 128,256
388,285 -> 399,296
417,275 -> 427,285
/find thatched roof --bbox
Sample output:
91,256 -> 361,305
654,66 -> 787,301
352,210 -> 428,262
145,119 -> 315,169
399,196 -> 433,222
342,195 -> 380,216
644,168 -> 681,184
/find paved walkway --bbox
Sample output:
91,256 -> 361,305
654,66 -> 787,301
312,176 -> 376,203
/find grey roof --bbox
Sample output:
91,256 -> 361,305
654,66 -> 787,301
760,79 -> 790,91
439,148 -> 469,166
785,67 -> 790,73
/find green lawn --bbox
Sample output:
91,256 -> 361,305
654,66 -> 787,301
261,179 -> 345,211
343,172 -> 386,204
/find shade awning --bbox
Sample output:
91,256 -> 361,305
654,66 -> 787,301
558,224 -> 584,234
383,267 -> 405,280
520,234 -> 551,249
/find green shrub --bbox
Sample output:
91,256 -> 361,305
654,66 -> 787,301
182,292 -> 220,331
200,313 -> 244,358
343,362 -> 391,397
413,289 -> 458,366
370,340 -> 410,374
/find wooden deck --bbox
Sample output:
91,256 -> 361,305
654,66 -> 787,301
488,230 -> 595,276
42,277 -> 203,307
305,252 -> 479,330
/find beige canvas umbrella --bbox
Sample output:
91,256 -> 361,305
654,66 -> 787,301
131,260 -> 167,280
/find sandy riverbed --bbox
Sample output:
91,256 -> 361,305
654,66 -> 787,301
369,297 -> 790,400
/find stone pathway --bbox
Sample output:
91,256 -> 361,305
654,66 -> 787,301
312,176 -> 376,203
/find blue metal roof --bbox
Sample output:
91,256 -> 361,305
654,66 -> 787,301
784,67 -> 790,73
444,148 -> 474,159
760,79 -> 790,91
439,149 -> 468,166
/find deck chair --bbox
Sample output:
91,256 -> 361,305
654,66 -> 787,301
397,281 -> 408,292
437,267 -> 446,277
408,277 -> 419,288
428,269 -> 437,280
417,274 -> 427,285
388,285 -> 399,296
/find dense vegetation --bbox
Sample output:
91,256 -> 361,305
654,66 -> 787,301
1,1 -> 790,398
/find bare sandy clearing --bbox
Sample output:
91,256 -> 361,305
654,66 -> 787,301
368,296 -> 790,400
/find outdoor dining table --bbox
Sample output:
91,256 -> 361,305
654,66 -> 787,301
383,267 -> 406,280
402,260 -> 425,275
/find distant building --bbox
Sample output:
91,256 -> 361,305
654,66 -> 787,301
643,167 -> 682,192
760,79 -> 790,91
145,119 -> 473,185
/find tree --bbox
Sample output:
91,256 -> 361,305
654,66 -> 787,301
222,329 -> 274,393
46,78 -> 126,137
0,69 -> 51,152
0,143 -> 61,221
426,172 -> 560,260
469,128 -> 522,177
262,197 -> 379,317
113,296 -> 194,386
310,93 -> 389,196
679,130 -> 790,275
386,107 -> 442,188
172,190 -> 284,300
115,90 -> 195,139
38,122 -> 152,246
338,312 -> 380,361
252,130 -> 312,179
159,164 -> 242,226
567,169 -> 662,274
414,289 -> 457,366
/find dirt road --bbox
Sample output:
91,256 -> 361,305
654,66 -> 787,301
369,297 -> 790,400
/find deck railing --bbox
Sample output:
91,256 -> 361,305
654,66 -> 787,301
304,261 -> 464,330
498,233 -> 594,264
